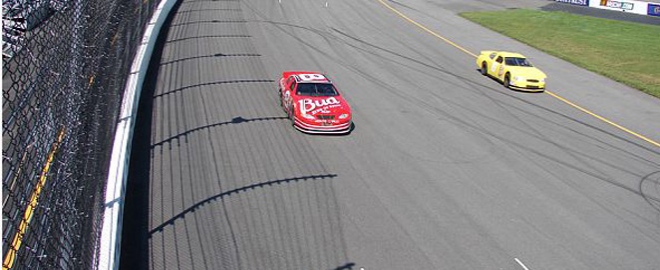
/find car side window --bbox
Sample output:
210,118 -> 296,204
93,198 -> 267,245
496,56 -> 503,64
286,76 -> 294,86
290,81 -> 296,92
489,53 -> 497,59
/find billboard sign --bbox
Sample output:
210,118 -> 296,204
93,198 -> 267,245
555,0 -> 590,6
648,3 -> 660,16
600,0 -> 635,10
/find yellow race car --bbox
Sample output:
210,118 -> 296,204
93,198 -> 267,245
476,51 -> 547,91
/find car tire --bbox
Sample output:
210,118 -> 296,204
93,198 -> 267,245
279,88 -> 285,109
289,107 -> 295,126
480,62 -> 487,75
503,74 -> 510,89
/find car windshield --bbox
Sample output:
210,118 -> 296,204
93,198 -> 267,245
505,57 -> 533,67
296,83 -> 338,96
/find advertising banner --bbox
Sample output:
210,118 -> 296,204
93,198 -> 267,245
555,0 -> 590,6
601,0 -> 635,10
648,3 -> 660,16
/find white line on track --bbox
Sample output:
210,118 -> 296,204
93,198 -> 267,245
515,257 -> 530,270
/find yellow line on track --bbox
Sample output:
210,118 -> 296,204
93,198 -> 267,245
3,129 -> 66,270
378,0 -> 477,58
376,0 -> 660,148
545,91 -> 660,147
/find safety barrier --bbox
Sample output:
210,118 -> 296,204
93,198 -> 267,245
98,0 -> 177,269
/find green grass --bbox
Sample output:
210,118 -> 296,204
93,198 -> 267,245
460,9 -> 660,98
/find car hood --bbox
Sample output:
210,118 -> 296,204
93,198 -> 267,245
508,66 -> 546,79
296,96 -> 350,116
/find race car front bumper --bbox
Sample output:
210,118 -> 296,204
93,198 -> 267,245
293,118 -> 353,134
509,84 -> 545,92
509,78 -> 545,92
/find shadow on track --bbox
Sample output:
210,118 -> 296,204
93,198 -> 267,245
121,1 -> 353,269
148,173 -> 339,235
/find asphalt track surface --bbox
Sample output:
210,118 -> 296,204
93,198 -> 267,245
121,0 -> 660,269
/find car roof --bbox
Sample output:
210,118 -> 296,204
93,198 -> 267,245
498,51 -> 526,58
294,73 -> 331,83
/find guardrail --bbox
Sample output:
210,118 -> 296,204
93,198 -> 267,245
97,0 -> 177,269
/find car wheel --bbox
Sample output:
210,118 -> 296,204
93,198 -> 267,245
280,89 -> 290,114
289,107 -> 295,126
480,62 -> 487,75
503,74 -> 510,89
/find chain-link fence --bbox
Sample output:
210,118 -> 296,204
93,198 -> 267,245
3,0 -> 161,269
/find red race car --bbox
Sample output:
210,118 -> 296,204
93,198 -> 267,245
278,71 -> 352,134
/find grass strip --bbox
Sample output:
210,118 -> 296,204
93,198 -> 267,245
460,9 -> 660,98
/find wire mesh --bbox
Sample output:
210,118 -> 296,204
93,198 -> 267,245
3,0 -> 161,269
